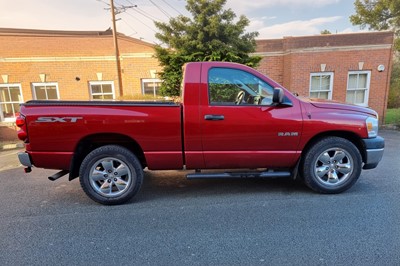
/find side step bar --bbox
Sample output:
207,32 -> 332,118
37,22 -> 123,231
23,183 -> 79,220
48,170 -> 69,181
187,170 -> 291,179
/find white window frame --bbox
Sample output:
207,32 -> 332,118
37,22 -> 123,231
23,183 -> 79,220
141,79 -> 161,97
0,83 -> 24,122
32,82 -> 60,100
89,81 -> 115,100
309,72 -> 334,100
346,71 -> 371,107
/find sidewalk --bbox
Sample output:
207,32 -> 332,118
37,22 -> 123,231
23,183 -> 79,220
0,141 -> 24,151
0,125 -> 22,151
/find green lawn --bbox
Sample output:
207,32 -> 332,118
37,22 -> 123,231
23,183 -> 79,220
385,108 -> 400,125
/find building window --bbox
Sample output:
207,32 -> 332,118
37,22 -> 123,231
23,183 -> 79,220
309,73 -> 334,100
346,71 -> 371,106
0,84 -> 23,122
141,79 -> 161,97
32,82 -> 59,100
89,81 -> 115,100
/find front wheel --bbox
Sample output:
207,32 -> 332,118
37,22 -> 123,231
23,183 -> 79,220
79,145 -> 143,205
300,137 -> 362,194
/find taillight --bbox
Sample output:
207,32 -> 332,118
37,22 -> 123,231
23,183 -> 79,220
16,115 -> 28,142
16,116 -> 25,127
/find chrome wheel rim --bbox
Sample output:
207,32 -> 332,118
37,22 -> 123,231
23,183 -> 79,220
314,148 -> 353,186
89,157 -> 133,197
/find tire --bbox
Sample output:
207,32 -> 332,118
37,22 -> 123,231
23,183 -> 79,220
300,137 -> 362,194
79,145 -> 143,205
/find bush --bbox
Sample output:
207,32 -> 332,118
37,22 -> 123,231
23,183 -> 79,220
385,108 -> 400,126
388,58 -> 400,108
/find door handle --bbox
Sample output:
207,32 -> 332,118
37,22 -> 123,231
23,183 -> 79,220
204,114 -> 225,121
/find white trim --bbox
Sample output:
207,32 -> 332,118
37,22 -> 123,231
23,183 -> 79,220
89,81 -> 115,100
0,53 -> 155,63
31,82 -> 60,100
141,78 -> 161,97
0,83 -> 24,122
309,72 -> 334,100
252,44 -> 392,57
346,71 -> 371,107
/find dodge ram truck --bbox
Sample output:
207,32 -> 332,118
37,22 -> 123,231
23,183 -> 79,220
16,62 -> 384,205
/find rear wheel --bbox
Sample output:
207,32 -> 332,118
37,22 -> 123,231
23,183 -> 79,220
300,137 -> 362,194
79,145 -> 143,205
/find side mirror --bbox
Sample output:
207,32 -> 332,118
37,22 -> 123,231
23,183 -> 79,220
272,87 -> 284,104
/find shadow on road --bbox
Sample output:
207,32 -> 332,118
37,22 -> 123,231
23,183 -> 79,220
134,170 -> 309,203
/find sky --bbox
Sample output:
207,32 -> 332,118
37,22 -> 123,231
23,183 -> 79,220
0,0 -> 366,44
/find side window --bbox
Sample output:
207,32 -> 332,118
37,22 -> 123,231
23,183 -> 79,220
208,68 -> 274,106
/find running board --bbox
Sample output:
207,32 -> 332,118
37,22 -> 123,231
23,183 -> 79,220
186,171 -> 291,179
48,170 -> 69,181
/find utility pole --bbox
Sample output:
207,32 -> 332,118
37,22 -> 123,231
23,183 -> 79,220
110,0 -> 124,97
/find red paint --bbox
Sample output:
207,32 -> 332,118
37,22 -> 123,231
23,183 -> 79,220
17,62 -> 379,173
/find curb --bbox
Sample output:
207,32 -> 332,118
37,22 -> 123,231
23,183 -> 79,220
381,124 -> 399,131
1,143 -> 24,151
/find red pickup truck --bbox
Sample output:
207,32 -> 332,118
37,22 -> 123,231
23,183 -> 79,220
17,62 -> 384,205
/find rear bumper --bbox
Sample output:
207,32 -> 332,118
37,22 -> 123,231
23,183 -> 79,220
18,152 -> 32,167
362,136 -> 384,170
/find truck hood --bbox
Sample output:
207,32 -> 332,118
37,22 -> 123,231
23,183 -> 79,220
301,97 -> 377,117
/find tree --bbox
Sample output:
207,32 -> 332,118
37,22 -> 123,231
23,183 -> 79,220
388,58 -> 400,108
350,0 -> 400,51
154,0 -> 261,96
320,29 -> 332,34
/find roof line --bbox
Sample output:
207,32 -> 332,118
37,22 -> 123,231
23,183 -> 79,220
0,27 -> 155,47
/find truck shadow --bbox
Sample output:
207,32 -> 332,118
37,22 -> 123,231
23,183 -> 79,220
135,170 -> 310,203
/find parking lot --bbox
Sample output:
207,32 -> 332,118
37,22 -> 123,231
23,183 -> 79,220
0,130 -> 399,265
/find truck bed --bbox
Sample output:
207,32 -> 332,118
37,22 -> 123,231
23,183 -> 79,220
20,100 -> 183,170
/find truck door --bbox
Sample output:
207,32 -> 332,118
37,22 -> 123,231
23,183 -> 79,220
200,66 -> 303,169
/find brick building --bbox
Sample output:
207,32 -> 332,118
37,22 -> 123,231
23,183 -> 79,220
0,28 -> 162,123
255,31 -> 395,122
0,28 -> 395,125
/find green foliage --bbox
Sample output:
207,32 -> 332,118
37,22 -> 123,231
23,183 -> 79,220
320,29 -> 332,34
385,108 -> 400,125
154,0 -> 261,96
209,82 -> 239,103
388,59 -> 400,108
350,0 -> 400,51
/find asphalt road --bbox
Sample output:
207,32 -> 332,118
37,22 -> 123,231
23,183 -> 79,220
0,130 -> 399,265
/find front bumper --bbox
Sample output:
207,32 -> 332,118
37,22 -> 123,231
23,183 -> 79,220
362,136 -> 384,169
18,152 -> 32,167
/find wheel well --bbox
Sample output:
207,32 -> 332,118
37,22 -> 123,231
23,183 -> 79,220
301,131 -> 366,163
68,133 -> 146,181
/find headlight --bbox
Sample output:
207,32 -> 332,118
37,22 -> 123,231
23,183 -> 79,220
366,116 -> 378,138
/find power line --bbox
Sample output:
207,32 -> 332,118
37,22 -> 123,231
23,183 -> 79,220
120,19 -> 138,35
160,0 -> 183,15
113,0 -> 136,14
133,7 -> 161,22
148,0 -> 172,19
107,0 -> 159,41
96,0 -> 110,6
124,10 -> 158,33
123,0 -> 162,20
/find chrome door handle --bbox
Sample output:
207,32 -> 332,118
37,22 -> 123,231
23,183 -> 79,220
204,115 -> 225,121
